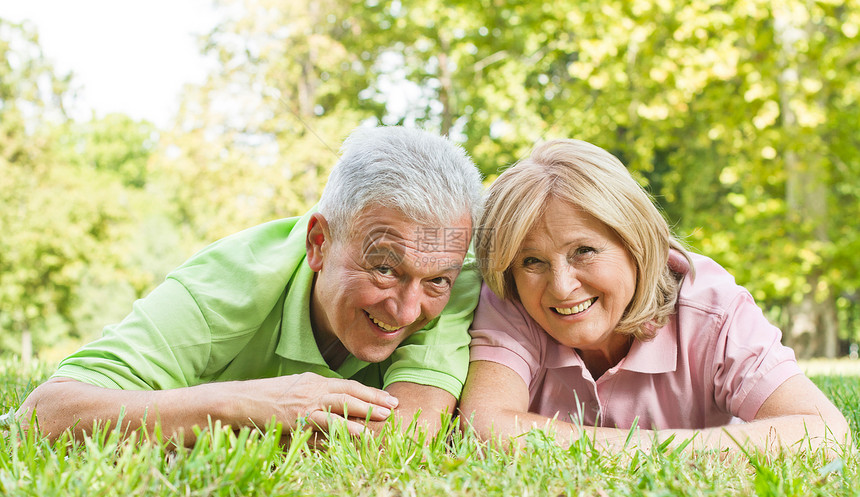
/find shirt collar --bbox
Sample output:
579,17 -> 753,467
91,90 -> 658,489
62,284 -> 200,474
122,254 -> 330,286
619,318 -> 678,374
274,208 -> 369,378
276,248 -> 327,366
542,316 -> 679,374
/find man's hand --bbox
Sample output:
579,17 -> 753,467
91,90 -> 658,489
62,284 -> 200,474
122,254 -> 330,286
17,373 -> 400,446
244,372 -> 399,437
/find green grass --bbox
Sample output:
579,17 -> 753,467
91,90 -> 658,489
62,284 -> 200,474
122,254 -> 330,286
811,375 -> 860,442
1,358 -> 858,496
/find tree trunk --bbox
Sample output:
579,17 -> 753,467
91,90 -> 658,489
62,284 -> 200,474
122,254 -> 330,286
437,37 -> 454,136
299,2 -> 323,207
776,8 -> 839,358
784,274 -> 840,359
21,329 -> 33,367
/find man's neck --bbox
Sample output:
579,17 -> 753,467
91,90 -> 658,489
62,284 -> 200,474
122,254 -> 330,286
319,337 -> 349,370
309,274 -> 349,369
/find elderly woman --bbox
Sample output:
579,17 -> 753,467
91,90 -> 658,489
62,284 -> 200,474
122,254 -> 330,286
460,139 -> 848,452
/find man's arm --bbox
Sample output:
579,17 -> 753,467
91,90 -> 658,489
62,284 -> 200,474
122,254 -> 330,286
364,382 -> 456,436
18,373 -> 399,446
459,361 -> 850,453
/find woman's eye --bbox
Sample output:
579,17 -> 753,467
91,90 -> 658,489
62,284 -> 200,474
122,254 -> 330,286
521,257 -> 542,266
569,246 -> 598,263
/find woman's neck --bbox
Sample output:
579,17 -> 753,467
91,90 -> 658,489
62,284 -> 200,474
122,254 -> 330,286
576,334 -> 633,380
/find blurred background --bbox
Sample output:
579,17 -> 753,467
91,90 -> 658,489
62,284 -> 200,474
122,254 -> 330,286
1,0 -> 859,365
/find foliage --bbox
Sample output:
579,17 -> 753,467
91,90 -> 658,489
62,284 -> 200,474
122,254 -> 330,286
3,1 -> 860,358
371,0 -> 860,354
167,0 -> 860,353
56,114 -> 158,189
0,359 -> 858,497
150,0 -> 377,245
1,20 -> 136,354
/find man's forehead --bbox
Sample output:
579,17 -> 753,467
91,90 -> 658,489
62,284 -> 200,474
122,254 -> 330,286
340,205 -> 471,256
360,226 -> 469,255
411,226 -> 470,252
345,218 -> 467,274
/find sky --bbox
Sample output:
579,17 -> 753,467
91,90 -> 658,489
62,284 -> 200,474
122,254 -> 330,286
1,0 -> 219,128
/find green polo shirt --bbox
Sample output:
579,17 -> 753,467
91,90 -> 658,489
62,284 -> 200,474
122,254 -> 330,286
54,209 -> 481,397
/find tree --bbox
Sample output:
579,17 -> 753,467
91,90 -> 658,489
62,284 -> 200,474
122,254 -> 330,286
0,19 -> 149,361
5,0 -> 858,359
326,0 -> 860,355
151,0 -> 382,248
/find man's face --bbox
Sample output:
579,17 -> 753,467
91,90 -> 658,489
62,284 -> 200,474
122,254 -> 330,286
307,206 -> 471,364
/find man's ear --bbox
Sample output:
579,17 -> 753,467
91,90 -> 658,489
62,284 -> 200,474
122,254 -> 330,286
306,213 -> 331,271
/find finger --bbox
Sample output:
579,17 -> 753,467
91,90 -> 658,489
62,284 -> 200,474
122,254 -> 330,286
322,392 -> 392,422
309,432 -> 327,450
286,429 -> 327,451
328,379 -> 399,409
308,410 -> 369,438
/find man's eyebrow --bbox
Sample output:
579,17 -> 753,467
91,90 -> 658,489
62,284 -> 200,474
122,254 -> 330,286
436,261 -> 465,273
362,236 -> 399,253
363,240 -> 404,254
364,243 -> 397,252
363,246 -> 401,259
365,226 -> 407,240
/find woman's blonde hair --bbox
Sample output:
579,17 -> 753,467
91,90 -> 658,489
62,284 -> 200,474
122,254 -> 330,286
476,139 -> 692,340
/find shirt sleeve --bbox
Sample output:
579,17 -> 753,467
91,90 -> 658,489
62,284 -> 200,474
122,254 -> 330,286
53,216 -> 303,391
53,277 -> 212,390
710,290 -> 803,421
382,261 -> 482,398
468,283 -> 543,389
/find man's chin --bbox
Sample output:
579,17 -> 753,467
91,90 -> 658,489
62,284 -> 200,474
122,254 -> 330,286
351,344 -> 401,364
346,323 -> 423,363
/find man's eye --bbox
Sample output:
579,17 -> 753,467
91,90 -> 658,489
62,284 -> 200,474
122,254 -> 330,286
429,276 -> 451,287
375,266 -> 394,276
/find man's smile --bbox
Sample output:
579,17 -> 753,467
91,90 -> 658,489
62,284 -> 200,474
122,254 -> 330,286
366,311 -> 402,332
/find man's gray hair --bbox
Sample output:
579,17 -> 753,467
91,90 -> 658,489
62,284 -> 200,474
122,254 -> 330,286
318,126 -> 483,241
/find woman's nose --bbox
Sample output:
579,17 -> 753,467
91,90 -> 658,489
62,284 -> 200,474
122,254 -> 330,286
548,266 -> 580,299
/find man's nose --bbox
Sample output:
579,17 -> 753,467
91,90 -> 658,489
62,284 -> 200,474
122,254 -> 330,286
388,281 -> 423,326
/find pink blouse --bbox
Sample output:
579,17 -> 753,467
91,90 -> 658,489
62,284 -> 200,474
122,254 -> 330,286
469,251 -> 802,429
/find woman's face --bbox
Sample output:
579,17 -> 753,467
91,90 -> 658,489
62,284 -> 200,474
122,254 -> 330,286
511,197 -> 637,355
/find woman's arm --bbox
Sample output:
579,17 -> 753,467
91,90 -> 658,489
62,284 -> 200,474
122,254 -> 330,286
673,374 -> 850,452
459,361 -> 607,447
459,362 -> 850,453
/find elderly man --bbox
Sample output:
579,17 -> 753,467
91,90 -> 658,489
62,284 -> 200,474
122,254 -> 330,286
19,126 -> 483,445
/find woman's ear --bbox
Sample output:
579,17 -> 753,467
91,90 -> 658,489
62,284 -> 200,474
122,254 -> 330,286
306,213 -> 330,271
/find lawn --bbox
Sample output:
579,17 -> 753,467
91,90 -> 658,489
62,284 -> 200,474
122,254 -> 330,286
1,357 -> 858,497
